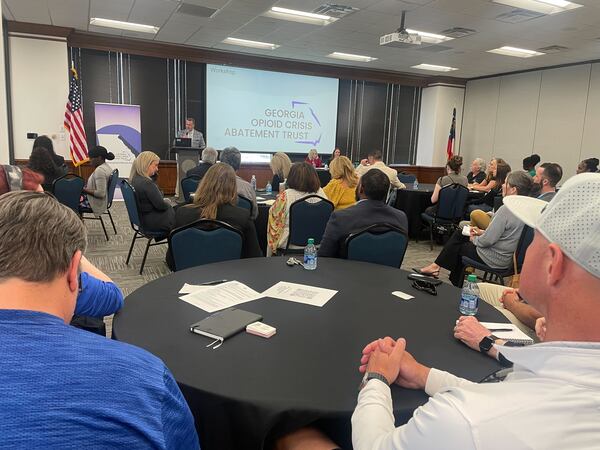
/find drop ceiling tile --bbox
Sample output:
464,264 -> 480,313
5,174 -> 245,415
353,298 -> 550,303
90,0 -> 134,21
4,0 -> 52,23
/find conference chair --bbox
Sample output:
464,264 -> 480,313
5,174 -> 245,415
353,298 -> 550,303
398,173 -> 417,185
52,174 -> 84,214
80,169 -> 119,241
168,219 -> 243,271
121,180 -> 169,275
285,194 -> 334,254
237,195 -> 252,211
386,186 -> 398,206
181,176 -> 200,203
421,183 -> 469,250
343,223 -> 408,268
461,225 -> 534,287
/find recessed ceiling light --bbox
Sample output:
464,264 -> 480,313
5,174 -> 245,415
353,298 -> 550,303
327,52 -> 377,62
411,63 -> 458,72
406,29 -> 453,44
487,46 -> 545,57
492,0 -> 582,15
89,18 -> 159,34
265,6 -> 336,25
222,37 -> 279,50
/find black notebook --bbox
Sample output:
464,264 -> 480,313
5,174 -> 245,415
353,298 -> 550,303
190,308 -> 263,349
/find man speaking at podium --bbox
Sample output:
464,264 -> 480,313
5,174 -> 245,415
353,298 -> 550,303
178,117 -> 206,150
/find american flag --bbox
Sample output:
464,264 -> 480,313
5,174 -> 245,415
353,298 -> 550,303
446,107 -> 456,160
64,66 -> 89,166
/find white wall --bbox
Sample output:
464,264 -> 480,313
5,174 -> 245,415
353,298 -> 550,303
0,11 -> 10,163
416,85 -> 465,167
460,63 -> 600,177
9,36 -> 69,160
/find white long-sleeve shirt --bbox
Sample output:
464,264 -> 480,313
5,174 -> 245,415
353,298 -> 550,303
352,342 -> 600,450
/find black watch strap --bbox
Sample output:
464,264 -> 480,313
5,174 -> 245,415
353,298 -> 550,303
359,372 -> 389,390
478,335 -> 497,353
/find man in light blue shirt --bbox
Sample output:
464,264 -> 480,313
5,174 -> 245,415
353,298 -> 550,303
0,191 -> 199,449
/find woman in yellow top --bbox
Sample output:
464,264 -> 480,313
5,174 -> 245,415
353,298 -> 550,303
323,156 -> 358,210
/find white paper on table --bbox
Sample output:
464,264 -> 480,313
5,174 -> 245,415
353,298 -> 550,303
260,199 -> 275,206
179,283 -> 213,294
262,281 -> 337,307
179,281 -> 263,313
256,196 -> 266,201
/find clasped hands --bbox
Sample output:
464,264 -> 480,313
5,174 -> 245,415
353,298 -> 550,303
359,337 -> 430,390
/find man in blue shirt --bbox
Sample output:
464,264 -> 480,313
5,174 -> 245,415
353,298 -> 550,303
0,191 -> 199,449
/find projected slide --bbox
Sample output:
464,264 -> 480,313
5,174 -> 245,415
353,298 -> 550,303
206,64 -> 339,153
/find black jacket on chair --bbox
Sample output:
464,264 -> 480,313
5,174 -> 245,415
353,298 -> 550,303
130,175 -> 175,233
186,162 -> 213,181
318,199 -> 408,258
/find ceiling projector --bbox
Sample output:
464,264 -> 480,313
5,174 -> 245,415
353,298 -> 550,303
380,10 -> 422,47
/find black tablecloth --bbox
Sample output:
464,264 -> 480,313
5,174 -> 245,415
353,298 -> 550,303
394,184 -> 435,238
113,258 -> 506,450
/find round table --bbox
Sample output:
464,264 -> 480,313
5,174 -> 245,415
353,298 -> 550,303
394,183 -> 435,238
113,258 -> 506,450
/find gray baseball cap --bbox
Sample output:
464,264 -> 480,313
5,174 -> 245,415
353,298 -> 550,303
503,172 -> 600,279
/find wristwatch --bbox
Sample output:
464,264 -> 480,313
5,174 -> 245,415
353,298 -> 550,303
478,335 -> 498,353
359,371 -> 389,391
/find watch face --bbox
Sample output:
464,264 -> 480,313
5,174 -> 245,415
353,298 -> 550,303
479,336 -> 495,353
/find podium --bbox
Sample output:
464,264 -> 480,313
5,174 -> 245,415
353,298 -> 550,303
171,146 -> 202,199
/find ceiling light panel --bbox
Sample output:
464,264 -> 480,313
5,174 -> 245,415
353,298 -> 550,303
411,63 -> 459,72
222,37 -> 279,50
327,52 -> 377,62
89,18 -> 159,34
406,29 -> 454,44
264,6 -> 337,25
492,0 -> 583,15
487,46 -> 545,57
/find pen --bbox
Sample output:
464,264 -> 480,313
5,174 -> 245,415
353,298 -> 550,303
488,328 -> 513,332
201,279 -> 228,286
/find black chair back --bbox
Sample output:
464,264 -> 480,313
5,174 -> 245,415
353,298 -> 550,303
52,174 -> 84,213
515,226 -> 535,272
287,194 -> 334,248
237,195 -> 252,211
398,173 -> 417,184
169,219 -> 243,271
344,224 -> 408,268
436,184 -> 469,221
121,180 -> 143,230
106,169 -> 119,209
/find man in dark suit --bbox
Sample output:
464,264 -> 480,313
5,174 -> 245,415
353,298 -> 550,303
318,168 -> 408,258
186,147 -> 217,180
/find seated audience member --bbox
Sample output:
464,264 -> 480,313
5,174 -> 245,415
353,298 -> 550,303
576,157 -> 599,174
425,156 -> 468,215
467,162 -> 511,214
0,148 -> 49,194
220,147 -> 258,219
33,135 -> 68,173
81,146 -> 115,215
305,148 -> 323,168
469,157 -> 506,191
531,162 -> 562,201
318,169 -> 408,258
27,145 -> 66,192
74,255 -> 124,318
356,150 -> 405,190
329,147 -> 342,165
267,162 -> 328,256
270,152 -> 292,192
466,158 -> 486,185
129,151 -> 175,233
186,147 -> 217,180
0,191 -> 198,448
168,163 -> 262,269
522,153 -> 541,177
323,156 -> 358,210
417,171 -> 532,286
352,173 -> 600,450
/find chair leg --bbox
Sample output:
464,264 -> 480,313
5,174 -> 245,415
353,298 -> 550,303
429,224 -> 434,251
107,210 -> 117,234
99,216 -> 109,241
139,238 -> 152,275
126,233 -> 138,265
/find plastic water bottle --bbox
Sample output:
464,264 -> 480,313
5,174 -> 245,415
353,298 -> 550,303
251,175 -> 257,191
413,179 -> 419,189
265,181 -> 272,194
459,274 -> 480,315
303,238 -> 317,270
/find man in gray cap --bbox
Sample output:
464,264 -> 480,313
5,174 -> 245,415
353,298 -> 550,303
352,173 -> 600,450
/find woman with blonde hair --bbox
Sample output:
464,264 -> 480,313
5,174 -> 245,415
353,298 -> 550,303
305,148 -> 322,168
270,152 -> 292,192
129,151 -> 174,232
323,156 -> 358,210
172,163 -> 261,264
